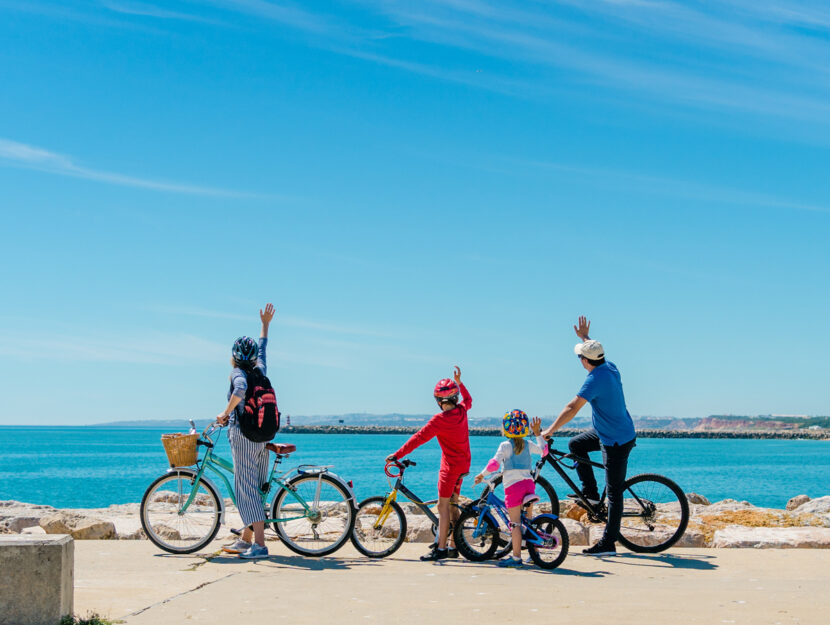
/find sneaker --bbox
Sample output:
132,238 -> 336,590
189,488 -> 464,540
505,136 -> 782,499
567,493 -> 600,506
497,556 -> 523,568
420,548 -> 449,562
582,541 -> 616,556
222,539 -> 252,554
239,543 -> 269,559
446,547 -> 459,559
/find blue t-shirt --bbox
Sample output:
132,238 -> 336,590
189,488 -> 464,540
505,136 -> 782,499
577,361 -> 636,446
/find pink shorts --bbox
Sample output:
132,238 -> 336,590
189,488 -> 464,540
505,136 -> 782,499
504,479 -> 537,509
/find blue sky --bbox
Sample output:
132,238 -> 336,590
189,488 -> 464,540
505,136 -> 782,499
1,0 -> 828,425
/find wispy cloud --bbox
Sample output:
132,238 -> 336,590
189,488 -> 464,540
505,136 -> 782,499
150,304 -> 398,338
0,137 -> 267,197
99,1 -> 220,24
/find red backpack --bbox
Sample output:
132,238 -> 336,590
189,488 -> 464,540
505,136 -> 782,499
238,368 -> 280,442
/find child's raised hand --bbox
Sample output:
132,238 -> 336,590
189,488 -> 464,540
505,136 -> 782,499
474,473 -> 484,485
531,416 -> 542,436
453,366 -> 462,384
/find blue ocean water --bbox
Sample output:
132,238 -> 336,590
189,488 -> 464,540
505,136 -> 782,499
0,427 -> 827,509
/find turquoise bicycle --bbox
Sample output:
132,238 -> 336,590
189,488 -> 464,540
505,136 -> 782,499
140,422 -> 356,556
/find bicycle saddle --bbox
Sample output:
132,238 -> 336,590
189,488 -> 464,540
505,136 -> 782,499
265,443 -> 296,455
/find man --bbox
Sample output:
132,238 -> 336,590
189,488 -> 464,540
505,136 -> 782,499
542,316 -> 636,556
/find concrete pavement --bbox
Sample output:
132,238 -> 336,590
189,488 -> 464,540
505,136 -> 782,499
73,540 -> 828,625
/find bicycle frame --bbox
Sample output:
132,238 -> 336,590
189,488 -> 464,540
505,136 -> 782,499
532,447 -> 652,521
177,425 -> 338,525
470,484 -> 551,549
377,473 -> 441,529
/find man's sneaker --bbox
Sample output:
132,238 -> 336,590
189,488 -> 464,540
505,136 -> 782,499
446,547 -> 459,559
420,548 -> 449,562
567,493 -> 600,506
239,543 -> 269,559
222,539 -> 252,554
497,556 -> 523,568
582,541 -> 616,556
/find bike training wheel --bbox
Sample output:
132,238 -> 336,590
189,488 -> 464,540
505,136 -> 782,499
271,473 -> 355,557
526,514 -> 569,569
140,469 -> 222,554
453,507 -> 499,561
616,473 -> 689,553
351,496 -> 407,558
491,475 -> 560,560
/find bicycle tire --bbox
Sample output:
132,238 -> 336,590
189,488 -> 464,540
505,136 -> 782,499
526,514 -> 569,569
271,473 -> 355,557
140,469 -> 222,554
492,474 -> 560,560
453,507 -> 499,561
351,496 -> 407,558
616,473 -> 689,553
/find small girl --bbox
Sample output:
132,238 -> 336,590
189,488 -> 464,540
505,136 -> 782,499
474,410 -> 548,568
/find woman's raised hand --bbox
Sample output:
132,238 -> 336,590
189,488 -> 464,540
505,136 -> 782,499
260,303 -> 275,325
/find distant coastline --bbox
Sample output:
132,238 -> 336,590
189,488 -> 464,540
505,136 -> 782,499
281,425 -> 829,440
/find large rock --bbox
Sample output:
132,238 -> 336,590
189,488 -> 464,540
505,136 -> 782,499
686,493 -> 710,505
560,518 -> 588,546
712,525 -> 830,548
705,499 -> 757,514
0,501 -> 58,535
39,512 -> 116,540
794,496 -> 830,516
404,516 -> 435,543
786,495 -> 810,511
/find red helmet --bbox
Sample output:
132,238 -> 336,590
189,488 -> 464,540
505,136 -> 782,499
434,378 -> 459,399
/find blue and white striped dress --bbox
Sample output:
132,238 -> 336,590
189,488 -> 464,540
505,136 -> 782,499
228,337 -> 270,526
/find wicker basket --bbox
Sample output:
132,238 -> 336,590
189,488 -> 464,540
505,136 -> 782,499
161,433 -> 199,467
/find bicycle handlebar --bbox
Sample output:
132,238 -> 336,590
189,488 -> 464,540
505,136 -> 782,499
384,458 -> 415,478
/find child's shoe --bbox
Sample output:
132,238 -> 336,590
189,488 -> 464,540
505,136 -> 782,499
497,556 -> 523,568
446,547 -> 459,559
420,548 -> 449,561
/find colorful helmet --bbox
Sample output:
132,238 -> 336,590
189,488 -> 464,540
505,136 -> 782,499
503,410 -> 529,438
232,336 -> 258,362
433,378 -> 460,400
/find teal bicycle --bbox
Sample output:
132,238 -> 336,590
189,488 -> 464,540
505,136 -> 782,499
140,422 -> 356,556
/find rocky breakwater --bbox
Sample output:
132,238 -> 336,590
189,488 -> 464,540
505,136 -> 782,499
2,494 -> 829,548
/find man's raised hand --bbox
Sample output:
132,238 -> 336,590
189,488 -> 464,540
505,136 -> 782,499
574,316 -> 591,341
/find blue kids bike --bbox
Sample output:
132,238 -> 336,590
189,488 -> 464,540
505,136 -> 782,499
453,473 -> 569,569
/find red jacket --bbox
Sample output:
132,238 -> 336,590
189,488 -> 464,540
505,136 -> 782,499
394,382 -> 472,470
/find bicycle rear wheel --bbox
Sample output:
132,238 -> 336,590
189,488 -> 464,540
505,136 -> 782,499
616,473 -> 689,553
140,469 -> 222,554
453,507 -> 499,561
272,473 -> 355,556
526,514 -> 569,569
351,496 -> 407,558
492,475 -> 560,560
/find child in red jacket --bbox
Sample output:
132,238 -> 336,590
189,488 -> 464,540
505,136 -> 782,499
387,366 -> 472,561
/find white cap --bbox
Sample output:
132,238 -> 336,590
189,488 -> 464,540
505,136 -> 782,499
574,340 -> 605,360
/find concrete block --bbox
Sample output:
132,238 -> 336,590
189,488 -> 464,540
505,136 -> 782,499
0,535 -> 73,625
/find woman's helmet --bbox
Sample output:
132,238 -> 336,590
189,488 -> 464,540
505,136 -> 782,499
502,410 -> 529,438
232,336 -> 258,363
434,378 -> 460,405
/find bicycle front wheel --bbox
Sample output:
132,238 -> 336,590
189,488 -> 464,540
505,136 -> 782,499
351,496 -> 407,558
272,473 -> 355,556
526,514 -> 569,569
453,507 -> 498,561
140,469 -> 222,554
616,473 -> 689,553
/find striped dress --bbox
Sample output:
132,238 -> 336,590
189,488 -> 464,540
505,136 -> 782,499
227,337 -> 270,526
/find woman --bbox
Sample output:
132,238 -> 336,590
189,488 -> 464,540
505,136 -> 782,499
217,303 -> 275,559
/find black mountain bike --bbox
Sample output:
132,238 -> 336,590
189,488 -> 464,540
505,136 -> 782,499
488,441 -> 689,555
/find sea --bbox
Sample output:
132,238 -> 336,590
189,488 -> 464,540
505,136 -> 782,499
0,426 -> 827,510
